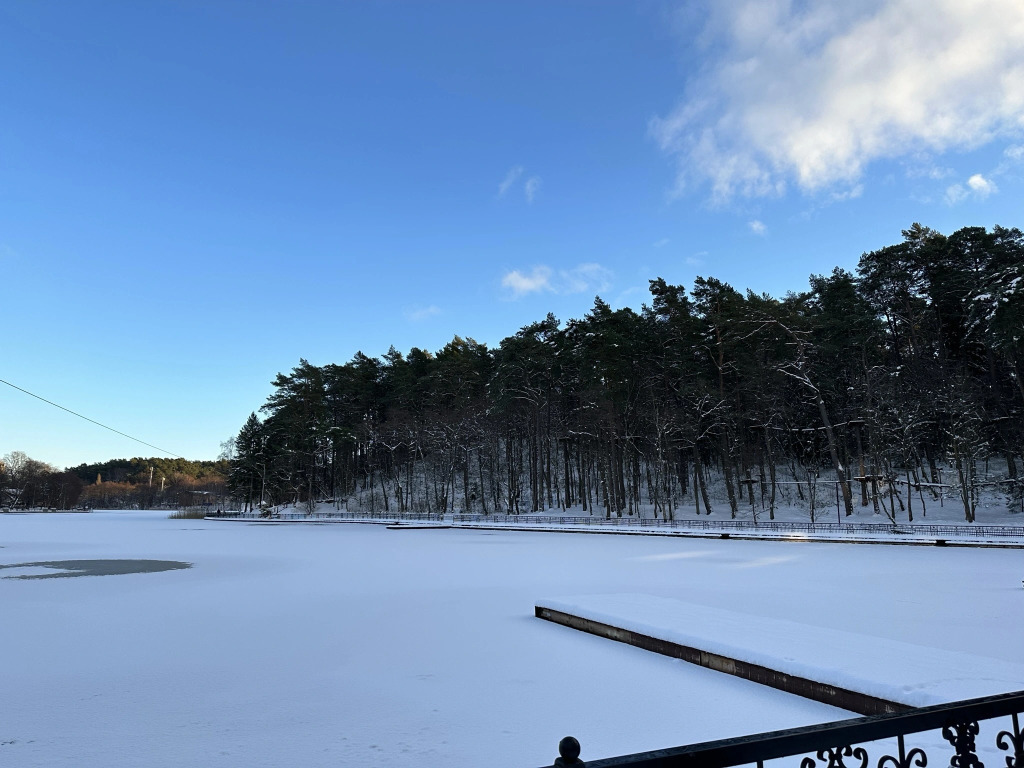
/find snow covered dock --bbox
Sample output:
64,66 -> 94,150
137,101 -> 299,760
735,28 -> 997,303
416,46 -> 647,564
536,595 -> 1024,714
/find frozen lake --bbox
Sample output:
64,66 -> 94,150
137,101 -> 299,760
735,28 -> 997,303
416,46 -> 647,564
1,511 -> 1020,767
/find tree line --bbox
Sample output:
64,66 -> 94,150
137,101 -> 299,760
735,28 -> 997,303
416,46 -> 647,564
1,451 -> 85,509
0,453 -> 229,510
68,456 -> 229,487
228,224 -> 1024,523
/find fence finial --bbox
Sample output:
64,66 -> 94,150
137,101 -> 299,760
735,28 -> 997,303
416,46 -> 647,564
555,736 -> 584,766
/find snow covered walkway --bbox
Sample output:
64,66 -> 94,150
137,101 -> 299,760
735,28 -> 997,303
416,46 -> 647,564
218,513 -> 1024,548
444,520 -> 1024,547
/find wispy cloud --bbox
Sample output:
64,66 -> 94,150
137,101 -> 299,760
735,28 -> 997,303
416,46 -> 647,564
502,266 -> 553,298
944,184 -> 968,205
1006,145 -> 1024,162
946,172 -> 998,204
404,305 -> 442,322
501,263 -> 612,300
524,176 -> 542,204
904,156 -> 956,180
613,286 -> 643,308
653,238 -> 670,248
651,1 -> 1024,202
686,251 -> 707,266
748,219 -> 767,236
498,166 -> 524,196
560,263 -> 612,294
829,184 -> 864,202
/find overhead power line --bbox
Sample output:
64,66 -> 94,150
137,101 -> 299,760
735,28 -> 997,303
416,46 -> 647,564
0,377 -> 185,459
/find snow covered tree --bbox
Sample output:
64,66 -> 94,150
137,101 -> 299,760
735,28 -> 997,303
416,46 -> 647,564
230,413 -> 268,512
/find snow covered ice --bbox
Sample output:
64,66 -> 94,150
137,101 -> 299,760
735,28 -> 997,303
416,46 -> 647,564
1,510 -> 1021,767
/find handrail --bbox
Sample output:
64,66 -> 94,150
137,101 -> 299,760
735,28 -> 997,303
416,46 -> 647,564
206,510 -> 1024,538
540,690 -> 1024,767
451,515 -> 1024,539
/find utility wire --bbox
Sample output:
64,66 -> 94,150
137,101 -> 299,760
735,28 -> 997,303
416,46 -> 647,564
0,377 -> 185,459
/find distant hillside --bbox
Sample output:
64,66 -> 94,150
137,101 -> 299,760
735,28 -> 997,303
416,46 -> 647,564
70,457 -> 229,485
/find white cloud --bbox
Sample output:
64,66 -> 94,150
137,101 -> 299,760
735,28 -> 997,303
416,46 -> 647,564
748,219 -> 767,236
524,176 -> 542,203
498,166 -> 524,196
652,0 -> 1024,202
497,167 -> 544,203
404,305 -> 442,322
501,263 -> 612,299
946,172 -> 998,204
502,266 -> 553,298
1006,144 -> 1024,161
967,173 -> 997,197
653,238 -> 670,248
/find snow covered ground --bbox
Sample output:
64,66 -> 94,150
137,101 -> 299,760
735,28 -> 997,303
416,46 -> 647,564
263,476 -> 1024,535
1,511 -> 1021,768
287,464 -> 1024,529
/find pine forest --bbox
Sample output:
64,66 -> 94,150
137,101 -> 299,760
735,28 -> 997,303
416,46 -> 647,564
227,224 -> 1024,523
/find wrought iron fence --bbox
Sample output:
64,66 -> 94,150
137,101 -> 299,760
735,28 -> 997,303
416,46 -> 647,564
205,510 -> 1023,538
450,515 -> 1024,539
539,690 -> 1024,768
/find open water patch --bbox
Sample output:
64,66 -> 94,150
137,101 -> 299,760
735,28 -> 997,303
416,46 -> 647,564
0,559 -> 192,579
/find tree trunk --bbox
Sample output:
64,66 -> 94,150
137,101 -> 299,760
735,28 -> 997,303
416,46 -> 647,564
815,393 -> 854,515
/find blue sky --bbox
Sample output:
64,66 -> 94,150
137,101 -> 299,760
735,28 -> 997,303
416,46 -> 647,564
3,0 -> 1023,469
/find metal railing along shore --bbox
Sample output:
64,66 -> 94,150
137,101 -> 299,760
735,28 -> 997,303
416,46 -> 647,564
206,509 -> 1024,538
451,514 -> 1024,539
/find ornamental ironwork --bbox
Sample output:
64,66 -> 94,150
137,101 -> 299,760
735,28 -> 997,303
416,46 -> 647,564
996,713 -> 1024,768
540,690 -> 1024,768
